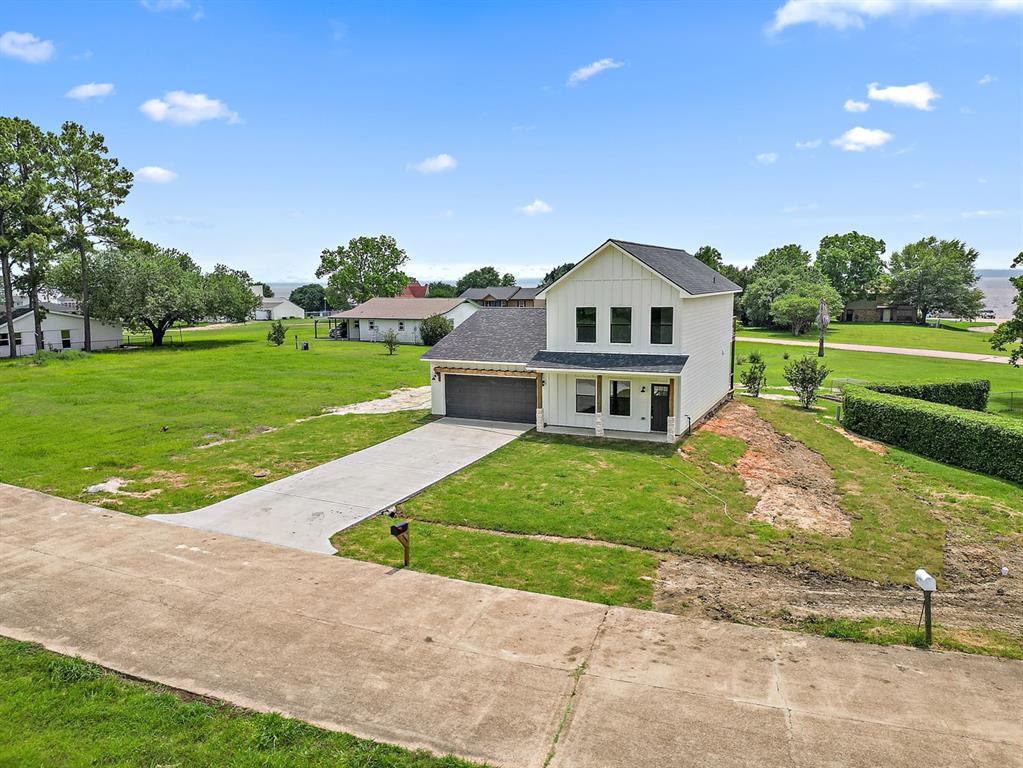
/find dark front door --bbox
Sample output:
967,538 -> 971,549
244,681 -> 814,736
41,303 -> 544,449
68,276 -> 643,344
650,384 -> 669,432
445,374 -> 536,423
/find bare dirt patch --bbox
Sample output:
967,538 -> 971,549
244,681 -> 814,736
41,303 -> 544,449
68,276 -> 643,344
83,477 -> 163,499
832,425 -> 886,454
697,401 -> 850,536
299,386 -> 431,421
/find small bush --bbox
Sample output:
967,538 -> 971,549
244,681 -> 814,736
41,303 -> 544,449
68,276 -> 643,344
266,320 -> 288,346
381,328 -> 400,355
867,379 -> 990,411
738,351 -> 766,397
783,355 -> 830,408
736,354 -> 748,366
782,351 -> 790,360
419,314 -> 454,346
843,385 -> 1023,484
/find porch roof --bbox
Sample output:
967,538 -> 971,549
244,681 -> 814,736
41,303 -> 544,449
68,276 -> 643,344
526,350 -> 688,374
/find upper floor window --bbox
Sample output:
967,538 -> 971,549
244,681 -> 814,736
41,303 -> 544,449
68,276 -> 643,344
575,378 -> 596,413
650,307 -> 673,345
610,307 -> 631,344
609,380 -> 631,416
576,307 -> 596,343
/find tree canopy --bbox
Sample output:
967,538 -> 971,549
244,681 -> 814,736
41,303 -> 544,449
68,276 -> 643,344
888,237 -> 984,322
289,283 -> 330,313
748,244 -> 811,282
455,266 -> 514,295
991,251 -> 1022,365
316,235 -> 409,307
693,245 -> 724,270
426,281 -> 456,298
815,231 -> 886,304
541,262 -> 575,287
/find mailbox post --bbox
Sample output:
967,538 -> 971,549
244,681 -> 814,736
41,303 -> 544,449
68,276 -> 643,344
390,521 -> 410,567
915,568 -> 936,646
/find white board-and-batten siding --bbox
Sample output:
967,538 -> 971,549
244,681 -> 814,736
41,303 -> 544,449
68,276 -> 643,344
678,292 -> 734,427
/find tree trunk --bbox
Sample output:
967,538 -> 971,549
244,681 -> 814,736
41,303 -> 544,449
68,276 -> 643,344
27,246 -> 43,351
0,252 -> 16,359
78,240 -> 91,352
818,331 -> 825,357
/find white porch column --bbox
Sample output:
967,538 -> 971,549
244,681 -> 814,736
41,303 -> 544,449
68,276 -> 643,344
535,372 -> 544,432
595,374 -> 605,437
666,416 -> 676,443
666,376 -> 678,443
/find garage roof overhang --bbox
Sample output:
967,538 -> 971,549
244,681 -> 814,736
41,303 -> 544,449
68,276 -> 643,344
526,350 -> 688,375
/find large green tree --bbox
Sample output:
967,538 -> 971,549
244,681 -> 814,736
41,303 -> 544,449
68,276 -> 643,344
693,245 -> 724,269
991,251 -> 1022,365
815,231 -> 886,305
455,266 -> 514,295
51,122 -> 133,351
541,262 -> 575,287
206,264 -> 261,323
0,119 -> 23,356
289,283 -> 330,313
888,237 -> 985,323
316,235 -> 409,307
748,244 -> 812,282
426,281 -> 456,298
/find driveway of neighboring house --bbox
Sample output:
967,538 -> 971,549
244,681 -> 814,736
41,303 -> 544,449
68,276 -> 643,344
150,418 -> 531,553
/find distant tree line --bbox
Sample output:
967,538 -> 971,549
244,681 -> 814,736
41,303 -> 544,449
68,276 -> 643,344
0,117 -> 259,353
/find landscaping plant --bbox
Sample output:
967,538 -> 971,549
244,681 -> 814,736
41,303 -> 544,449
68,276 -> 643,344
419,314 -> 454,346
783,355 -> 830,408
738,351 -> 766,396
382,328 -> 400,355
266,320 -> 288,346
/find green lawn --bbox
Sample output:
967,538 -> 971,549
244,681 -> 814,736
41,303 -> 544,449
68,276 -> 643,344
0,321 -> 431,514
0,638 -> 479,768
738,321 -> 1000,355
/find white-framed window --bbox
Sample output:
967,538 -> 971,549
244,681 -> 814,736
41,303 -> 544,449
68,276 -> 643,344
575,378 -> 596,414
354,320 -> 360,328
610,307 -> 632,344
609,379 -> 631,416
0,331 -> 19,347
576,307 -> 596,343
60,329 -> 72,349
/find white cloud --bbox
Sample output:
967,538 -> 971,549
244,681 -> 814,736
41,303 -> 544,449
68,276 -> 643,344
136,166 -> 178,183
844,98 -> 870,112
768,0 -> 1022,33
408,153 -> 457,174
0,31 -> 55,63
140,0 -> 203,18
519,199 -> 552,215
961,209 -> 1004,218
831,126 -> 894,152
867,81 -> 940,111
795,138 -> 822,149
978,73 -> 996,85
140,91 -> 239,125
65,82 -> 114,100
756,152 -> 779,165
567,58 -> 624,87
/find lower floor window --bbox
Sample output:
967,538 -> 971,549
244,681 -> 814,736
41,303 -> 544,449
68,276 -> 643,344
609,379 -> 631,416
398,321 -> 405,331
60,330 -> 72,349
575,378 -> 596,413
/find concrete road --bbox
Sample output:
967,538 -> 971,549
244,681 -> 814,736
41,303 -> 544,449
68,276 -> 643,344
150,418 -> 530,553
2,485 -> 1020,768
736,336 -> 1014,364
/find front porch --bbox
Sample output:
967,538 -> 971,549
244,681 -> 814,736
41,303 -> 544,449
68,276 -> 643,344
541,424 -> 673,443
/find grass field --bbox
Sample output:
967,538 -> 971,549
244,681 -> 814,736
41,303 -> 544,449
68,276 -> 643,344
0,638 -> 477,768
738,321 -> 999,355
0,321 -> 431,514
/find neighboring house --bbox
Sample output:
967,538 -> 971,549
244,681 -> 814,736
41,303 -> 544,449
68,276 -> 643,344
331,297 -> 479,344
254,298 -> 306,320
400,280 -> 429,298
842,298 -> 916,323
0,304 -> 122,357
459,286 -> 545,308
424,239 -> 742,442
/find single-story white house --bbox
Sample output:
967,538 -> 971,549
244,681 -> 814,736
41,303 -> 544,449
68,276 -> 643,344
423,239 -> 741,442
254,298 -> 306,320
331,297 -> 479,344
0,304 -> 123,357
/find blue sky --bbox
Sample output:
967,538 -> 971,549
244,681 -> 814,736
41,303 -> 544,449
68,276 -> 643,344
3,0 -> 1022,283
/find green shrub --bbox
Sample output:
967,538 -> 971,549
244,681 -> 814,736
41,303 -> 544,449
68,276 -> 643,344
842,385 -> 1023,484
783,355 -> 830,408
266,320 -> 288,346
738,351 -> 766,397
419,314 -> 454,346
867,379 -> 990,411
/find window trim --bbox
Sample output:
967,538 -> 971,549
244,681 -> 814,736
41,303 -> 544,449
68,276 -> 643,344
575,306 -> 597,344
609,307 -> 632,345
609,379 -> 632,417
60,329 -> 72,350
650,306 -> 673,345
575,377 -> 597,414
398,321 -> 405,331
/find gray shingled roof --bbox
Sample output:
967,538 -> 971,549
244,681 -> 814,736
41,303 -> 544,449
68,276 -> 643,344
527,350 -> 688,374
459,286 -> 521,301
332,297 -> 470,320
512,286 -> 543,300
422,308 -> 547,364
609,240 -> 741,295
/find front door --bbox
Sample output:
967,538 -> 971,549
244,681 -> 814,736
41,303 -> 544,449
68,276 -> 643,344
650,384 -> 669,432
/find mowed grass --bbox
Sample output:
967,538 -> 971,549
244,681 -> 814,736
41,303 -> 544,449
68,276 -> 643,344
0,321 -> 431,514
0,638 -> 479,768
336,396 -> 1023,609
738,321 -> 999,355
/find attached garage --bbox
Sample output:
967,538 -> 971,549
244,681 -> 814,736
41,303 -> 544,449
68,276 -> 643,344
444,374 -> 536,423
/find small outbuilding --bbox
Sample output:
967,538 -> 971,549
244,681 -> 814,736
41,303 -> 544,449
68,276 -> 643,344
841,298 -> 916,323
254,298 -> 306,320
0,304 -> 123,357
331,297 -> 478,344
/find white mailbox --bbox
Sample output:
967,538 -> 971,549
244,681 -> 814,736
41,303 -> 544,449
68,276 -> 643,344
915,568 -> 936,592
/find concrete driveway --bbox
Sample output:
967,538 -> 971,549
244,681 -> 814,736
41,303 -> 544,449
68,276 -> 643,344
150,418 -> 530,553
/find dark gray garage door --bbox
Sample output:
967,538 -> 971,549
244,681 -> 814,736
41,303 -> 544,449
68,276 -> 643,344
445,374 -> 536,423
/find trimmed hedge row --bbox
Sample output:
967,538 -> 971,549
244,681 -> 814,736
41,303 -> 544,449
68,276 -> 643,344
842,385 -> 1023,484
865,379 -> 990,411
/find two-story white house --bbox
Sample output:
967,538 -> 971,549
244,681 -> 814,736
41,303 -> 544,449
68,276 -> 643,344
423,239 -> 741,442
